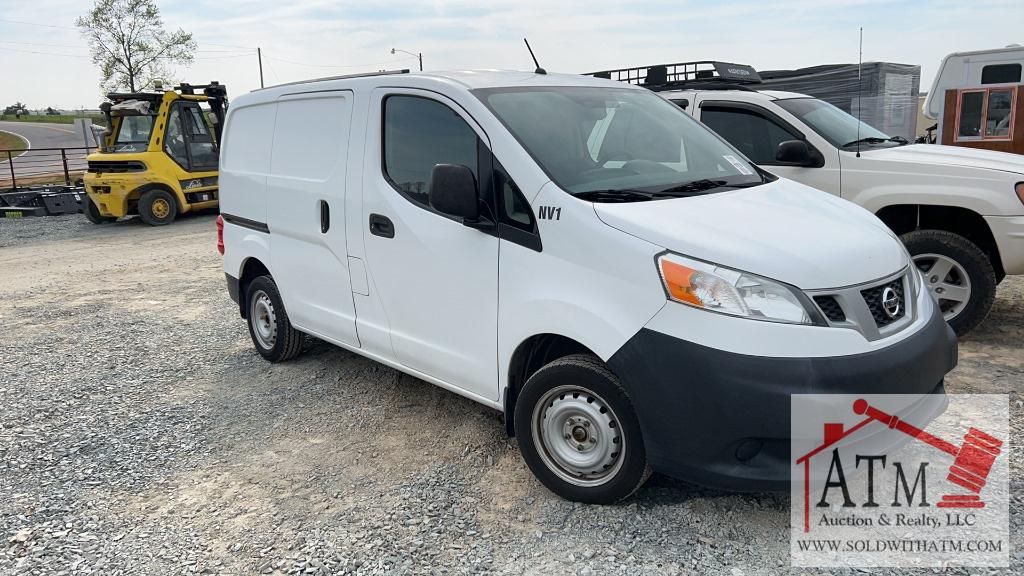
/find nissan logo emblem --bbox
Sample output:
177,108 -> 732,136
881,287 -> 901,319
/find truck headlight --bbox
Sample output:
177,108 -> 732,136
657,253 -> 819,325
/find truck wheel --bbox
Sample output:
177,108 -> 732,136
514,354 -> 651,503
246,276 -> 305,362
902,230 -> 996,336
139,189 -> 178,226
84,197 -> 116,224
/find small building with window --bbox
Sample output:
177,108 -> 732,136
924,46 -> 1024,153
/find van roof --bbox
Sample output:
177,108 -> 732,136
253,69 -> 637,94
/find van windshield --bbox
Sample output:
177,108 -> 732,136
475,86 -> 764,201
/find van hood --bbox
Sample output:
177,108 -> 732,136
862,144 -> 1024,175
593,179 -> 908,290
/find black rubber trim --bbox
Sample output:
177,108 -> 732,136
606,304 -> 957,491
225,273 -> 240,306
221,213 -> 269,234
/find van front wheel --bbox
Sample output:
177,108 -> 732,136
138,189 -> 178,226
246,276 -> 305,362
514,354 -> 651,503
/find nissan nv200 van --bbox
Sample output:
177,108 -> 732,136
218,69 -> 957,503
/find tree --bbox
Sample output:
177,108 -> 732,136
76,0 -> 195,93
46,107 -> 60,115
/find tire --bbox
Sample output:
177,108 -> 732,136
84,196 -> 115,224
514,354 -> 651,504
901,229 -> 996,336
138,188 -> 178,226
245,276 -> 305,362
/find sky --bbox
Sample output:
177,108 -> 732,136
1,0 -> 1022,110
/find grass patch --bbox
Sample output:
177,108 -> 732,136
0,130 -> 28,152
0,115 -> 104,125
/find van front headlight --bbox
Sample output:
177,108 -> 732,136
657,253 -> 821,325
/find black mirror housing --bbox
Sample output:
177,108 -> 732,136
775,139 -> 822,167
429,164 -> 479,221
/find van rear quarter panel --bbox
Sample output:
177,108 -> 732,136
220,101 -> 277,280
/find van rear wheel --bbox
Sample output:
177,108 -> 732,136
514,354 -> 651,503
246,276 -> 305,362
139,189 -> 178,226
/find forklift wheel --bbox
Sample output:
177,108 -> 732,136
139,189 -> 178,226
84,197 -> 116,224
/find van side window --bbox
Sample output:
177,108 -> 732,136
494,160 -> 534,229
981,64 -> 1022,85
383,96 -> 479,207
700,107 -> 799,165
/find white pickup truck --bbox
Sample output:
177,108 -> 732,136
594,62 -> 1024,335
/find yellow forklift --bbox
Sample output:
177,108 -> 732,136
84,82 -> 228,226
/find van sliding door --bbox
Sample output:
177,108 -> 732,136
266,91 -> 360,348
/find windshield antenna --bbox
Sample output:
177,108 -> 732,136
855,27 -> 863,158
523,38 -> 546,75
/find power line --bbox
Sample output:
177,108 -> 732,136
0,46 -> 87,58
264,55 -> 416,69
0,18 -> 77,30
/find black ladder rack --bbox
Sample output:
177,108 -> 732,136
589,61 -> 761,91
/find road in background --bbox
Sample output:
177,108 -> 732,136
0,121 -> 90,150
0,121 -> 96,187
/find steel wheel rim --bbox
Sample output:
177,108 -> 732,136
151,198 -> 170,219
914,253 -> 972,321
531,385 -> 624,487
250,290 -> 277,350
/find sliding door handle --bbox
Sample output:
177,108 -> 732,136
320,200 -> 330,233
368,213 -> 394,238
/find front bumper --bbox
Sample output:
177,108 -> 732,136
606,303 -> 957,491
984,215 -> 1024,276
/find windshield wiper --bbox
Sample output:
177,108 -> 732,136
654,179 -> 762,197
842,136 -> 907,148
574,189 -> 656,203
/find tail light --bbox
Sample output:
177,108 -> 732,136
216,214 -> 224,255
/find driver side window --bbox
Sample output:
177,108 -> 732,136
701,107 -> 799,165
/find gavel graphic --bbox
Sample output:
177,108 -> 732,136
853,399 -> 1003,508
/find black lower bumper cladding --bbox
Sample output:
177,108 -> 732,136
607,305 -> 957,491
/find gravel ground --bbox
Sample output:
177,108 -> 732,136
1,213 -> 1021,575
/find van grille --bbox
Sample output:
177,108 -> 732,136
87,160 -> 146,173
861,278 -> 906,327
813,296 -> 846,322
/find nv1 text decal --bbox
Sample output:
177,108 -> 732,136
537,206 -> 561,221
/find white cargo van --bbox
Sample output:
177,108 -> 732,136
218,69 -> 956,503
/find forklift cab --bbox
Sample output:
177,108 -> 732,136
84,82 -> 228,226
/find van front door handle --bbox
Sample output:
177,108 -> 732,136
320,200 -> 330,233
369,213 -> 394,238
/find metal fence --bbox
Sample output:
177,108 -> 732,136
2,147 -> 93,189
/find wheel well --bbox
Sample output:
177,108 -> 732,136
238,258 -> 271,318
875,204 -> 1004,280
504,334 -> 594,437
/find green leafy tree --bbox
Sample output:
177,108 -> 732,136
76,0 -> 195,93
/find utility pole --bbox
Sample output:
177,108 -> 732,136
258,47 -> 265,88
418,52 -> 423,72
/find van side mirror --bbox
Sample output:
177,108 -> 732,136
775,140 -> 822,167
429,164 -> 479,221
